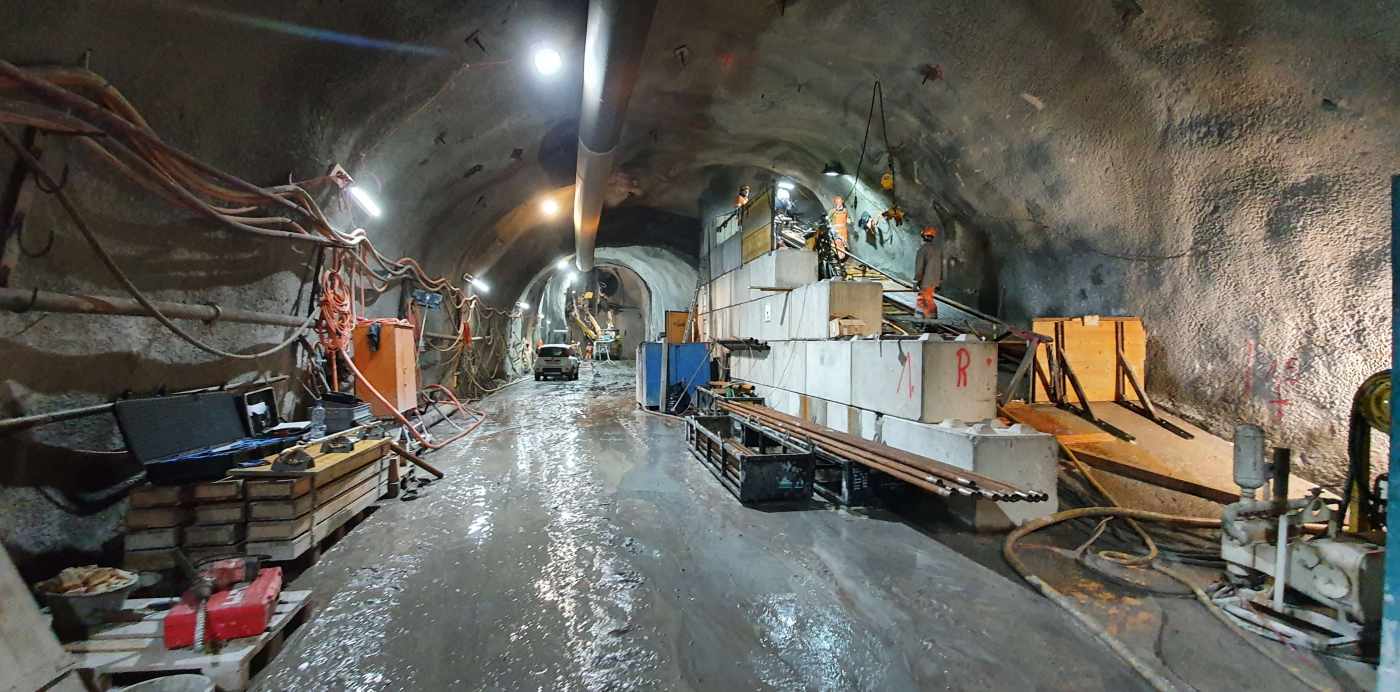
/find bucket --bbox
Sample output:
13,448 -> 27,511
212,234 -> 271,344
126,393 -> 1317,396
123,674 -> 215,692
38,573 -> 139,641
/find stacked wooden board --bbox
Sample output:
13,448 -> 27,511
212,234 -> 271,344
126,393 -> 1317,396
124,478 -> 249,571
231,438 -> 392,562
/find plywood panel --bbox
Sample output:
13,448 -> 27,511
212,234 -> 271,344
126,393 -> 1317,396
741,225 -> 771,264
1030,317 -> 1145,404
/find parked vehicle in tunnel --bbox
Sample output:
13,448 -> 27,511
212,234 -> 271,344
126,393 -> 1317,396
535,344 -> 580,381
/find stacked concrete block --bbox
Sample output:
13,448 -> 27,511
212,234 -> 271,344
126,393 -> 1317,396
747,249 -> 818,290
850,336 -> 997,423
769,340 -> 807,392
879,416 -> 1058,528
804,341 -> 853,404
792,280 -> 883,338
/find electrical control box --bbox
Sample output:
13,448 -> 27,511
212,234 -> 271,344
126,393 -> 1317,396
352,321 -> 418,417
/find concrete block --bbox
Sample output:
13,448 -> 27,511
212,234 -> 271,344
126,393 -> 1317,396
720,234 -> 742,275
712,271 -> 733,311
880,416 -> 1058,527
746,384 -> 799,417
747,249 -> 817,291
738,298 -> 761,339
850,339 -> 923,420
805,341 -> 853,404
804,395 -> 827,427
791,280 -> 883,339
761,294 -> 792,342
769,340 -> 806,392
857,409 -> 880,442
732,262 -> 751,304
850,337 -> 998,423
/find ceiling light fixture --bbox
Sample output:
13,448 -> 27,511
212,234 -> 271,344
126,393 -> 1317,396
821,162 -> 844,177
464,272 -> 489,293
540,197 -> 560,216
775,187 -> 791,203
348,185 -> 382,218
556,258 -> 571,270
776,180 -> 795,191
534,47 -> 562,76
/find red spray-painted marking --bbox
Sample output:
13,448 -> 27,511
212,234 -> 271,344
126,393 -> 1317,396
956,348 -> 970,388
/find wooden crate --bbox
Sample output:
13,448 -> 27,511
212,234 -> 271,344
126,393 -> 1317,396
125,528 -> 181,551
192,478 -> 242,502
183,524 -> 244,548
128,485 -> 186,509
245,476 -> 312,500
1031,316 -> 1147,404
192,502 -> 244,525
126,507 -> 190,530
234,439 -> 390,562
245,462 -> 389,562
122,548 -> 176,572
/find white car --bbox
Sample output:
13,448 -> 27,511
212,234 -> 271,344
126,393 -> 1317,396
534,344 -> 580,381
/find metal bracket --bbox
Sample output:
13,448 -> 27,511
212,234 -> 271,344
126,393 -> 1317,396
320,436 -> 356,454
271,447 -> 314,472
1113,321 -> 1194,439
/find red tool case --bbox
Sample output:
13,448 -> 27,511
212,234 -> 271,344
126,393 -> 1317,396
164,567 -> 283,649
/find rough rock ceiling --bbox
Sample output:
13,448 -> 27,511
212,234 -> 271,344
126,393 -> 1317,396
4,0 -> 1399,482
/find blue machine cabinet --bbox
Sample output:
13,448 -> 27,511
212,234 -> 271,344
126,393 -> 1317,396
636,342 -> 710,412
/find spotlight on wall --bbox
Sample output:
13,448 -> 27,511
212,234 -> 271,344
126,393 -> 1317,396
517,301 -> 530,309
556,258 -> 571,270
540,197 -> 560,217
348,186 -> 383,218
534,47 -> 563,76
775,187 -> 791,203
821,162 -> 845,177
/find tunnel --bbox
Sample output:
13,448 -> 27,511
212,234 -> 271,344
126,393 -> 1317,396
0,2 -> 1395,690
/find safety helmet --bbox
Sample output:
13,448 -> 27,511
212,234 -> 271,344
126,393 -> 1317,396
921,225 -> 938,239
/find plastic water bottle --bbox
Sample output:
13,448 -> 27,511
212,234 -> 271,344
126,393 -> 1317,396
309,402 -> 326,439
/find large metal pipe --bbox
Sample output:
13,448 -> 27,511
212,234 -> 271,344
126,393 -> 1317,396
0,286 -> 310,327
573,0 -> 658,272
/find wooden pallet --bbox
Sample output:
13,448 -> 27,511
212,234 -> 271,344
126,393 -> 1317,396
67,590 -> 311,691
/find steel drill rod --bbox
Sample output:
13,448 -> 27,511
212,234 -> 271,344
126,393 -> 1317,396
721,401 -> 1042,501
733,401 -> 1035,498
739,413 -> 958,497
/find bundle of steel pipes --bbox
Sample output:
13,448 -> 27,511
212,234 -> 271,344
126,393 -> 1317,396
718,401 -> 1048,503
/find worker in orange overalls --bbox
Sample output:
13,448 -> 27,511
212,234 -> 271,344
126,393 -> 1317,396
914,225 -> 943,319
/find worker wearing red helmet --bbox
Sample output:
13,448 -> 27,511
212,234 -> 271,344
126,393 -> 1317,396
914,225 -> 943,319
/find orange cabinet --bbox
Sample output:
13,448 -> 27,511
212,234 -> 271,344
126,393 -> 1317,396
352,321 -> 419,417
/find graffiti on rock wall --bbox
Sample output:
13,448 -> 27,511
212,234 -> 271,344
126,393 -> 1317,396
1242,339 -> 1305,421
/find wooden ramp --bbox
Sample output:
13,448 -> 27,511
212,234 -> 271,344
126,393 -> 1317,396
1003,402 -> 1323,505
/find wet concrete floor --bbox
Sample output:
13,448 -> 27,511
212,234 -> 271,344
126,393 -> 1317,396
256,362 -> 1153,690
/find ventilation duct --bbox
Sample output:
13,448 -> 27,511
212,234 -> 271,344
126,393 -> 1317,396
572,0 -> 658,272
